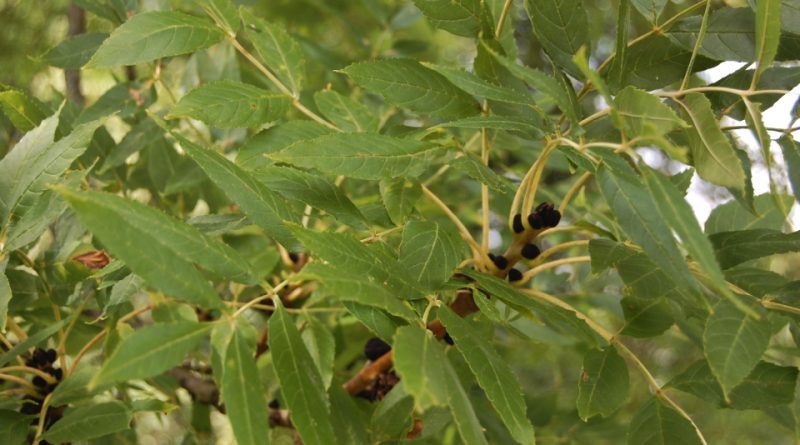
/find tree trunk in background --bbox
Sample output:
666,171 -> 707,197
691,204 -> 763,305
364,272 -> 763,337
65,2 -> 85,105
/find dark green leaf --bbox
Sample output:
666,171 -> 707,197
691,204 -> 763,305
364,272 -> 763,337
705,194 -> 792,234
450,154 -> 515,192
398,221 -> 465,291
167,80 -> 290,128
412,0 -> 481,37
41,32 -> 108,68
88,11 -> 224,67
393,325 -> 449,409
241,9 -> 306,95
268,302 -> 337,445
627,398 -> 703,445
678,93 -> 747,193
177,134 -> 298,249
380,178 -> 422,225
524,0 -> 589,77
270,133 -> 440,180
0,89 -> 51,131
253,166 -> 366,228
577,347 -> 629,420
703,299 -> 771,396
222,322 -> 271,445
91,321 -> 213,387
440,307 -> 536,444
42,401 -> 132,443
710,229 -> 800,269
342,59 -> 478,119
55,188 -> 242,307
596,156 -> 698,292
313,90 -> 378,133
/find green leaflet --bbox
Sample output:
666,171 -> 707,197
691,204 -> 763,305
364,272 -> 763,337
342,58 -> 478,119
0,319 -> 68,367
641,167 -> 733,304
241,9 -> 305,96
270,133 -> 440,180
778,136 -> 800,202
576,347 -> 629,420
289,224 -> 426,299
481,42 -> 580,128
200,0 -> 239,35
0,89 -> 51,131
41,32 -> 108,69
627,398 -> 704,445
443,354 -> 490,445
222,322 -> 271,445
167,80 -> 290,128
398,221 -> 465,291
300,315 -> 335,389
596,155 -> 699,293
42,401 -> 132,443
450,154 -> 515,192
710,229 -> 800,269
297,263 -> 418,322
439,307 -> 536,444
705,194 -> 792,234
703,299 -> 771,397
55,188 -> 233,308
412,0 -> 481,37
678,93 -> 747,193
436,115 -> 543,136
0,410 -> 29,445
462,270 -> 601,346
91,322 -> 213,388
177,134 -> 299,249
88,11 -> 225,67
268,302 -> 337,445
313,90 -> 378,133
393,326 -> 449,410
669,360 -> 799,410
0,115 -> 103,226
630,0 -> 667,23
252,166 -> 367,229
589,239 -> 700,316
380,178 -> 422,225
524,0 -> 589,78
613,87 -> 686,137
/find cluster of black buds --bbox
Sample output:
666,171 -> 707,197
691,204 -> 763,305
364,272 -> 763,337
512,202 -> 561,234
20,348 -> 64,431
490,202 -> 561,283
357,338 -> 399,401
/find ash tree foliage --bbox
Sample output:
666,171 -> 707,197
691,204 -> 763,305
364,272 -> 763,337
2,0 -> 800,443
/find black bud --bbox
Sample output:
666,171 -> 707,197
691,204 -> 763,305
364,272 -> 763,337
268,399 -> 280,409
527,213 -> 543,229
51,368 -> 63,380
544,209 -> 561,227
32,376 -> 47,388
20,402 -> 39,415
487,252 -> 496,261
364,337 -> 391,361
512,214 -> 525,233
45,349 -> 57,364
521,243 -> 541,260
508,268 -> 523,282
443,333 -> 454,345
288,252 -> 299,263
536,202 -> 553,212
492,255 -> 508,270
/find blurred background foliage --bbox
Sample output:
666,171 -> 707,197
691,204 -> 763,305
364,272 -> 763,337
0,0 -> 798,444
